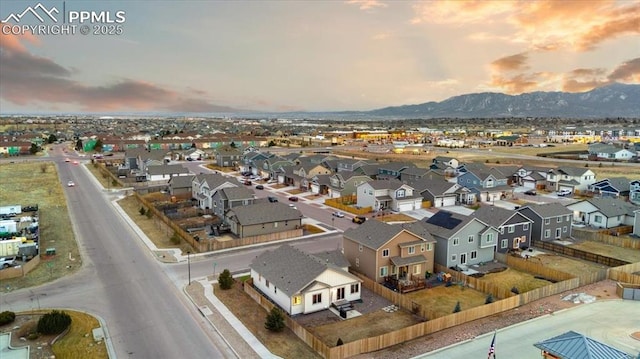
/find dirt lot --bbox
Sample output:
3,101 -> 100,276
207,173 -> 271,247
571,239 -> 640,263
533,252 -> 608,276
478,267 -> 551,294
406,285 -> 488,319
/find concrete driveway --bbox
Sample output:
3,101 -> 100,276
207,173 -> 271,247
415,300 -> 640,359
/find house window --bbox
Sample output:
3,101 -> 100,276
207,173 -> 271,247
427,243 -> 433,251
292,296 -> 302,305
397,189 -> 406,198
468,235 -> 474,243
563,226 -> 567,233
513,238 -> 520,249
471,251 -> 477,259
408,246 -> 415,254
380,266 -> 388,277
265,280 -> 270,287
544,229 -> 550,238
565,215 -> 571,221
312,293 -> 322,304
382,249 -> 389,257
350,283 -> 359,294
486,233 -> 494,243
337,287 -> 345,300
523,223 -> 529,231
421,244 -> 425,252
451,254 -> 457,262
545,218 -> 550,225
359,244 -> 363,252
414,264 -> 421,275
594,215 -> 602,223
453,238 -> 459,246
274,287 -> 277,294
508,225 -> 515,233
501,239 -> 508,249
556,217 -> 562,223
556,228 -> 561,238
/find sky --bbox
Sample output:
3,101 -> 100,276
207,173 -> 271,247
0,0 -> 638,114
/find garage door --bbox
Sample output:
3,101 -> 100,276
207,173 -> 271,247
397,202 -> 414,212
523,181 -> 535,189
442,197 -> 456,207
310,184 -> 319,194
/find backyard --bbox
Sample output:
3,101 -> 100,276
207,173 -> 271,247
406,284 -> 488,319
570,239 -> 640,264
478,267 -> 552,294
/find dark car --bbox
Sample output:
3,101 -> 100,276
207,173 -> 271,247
288,196 -> 299,202
268,196 -> 278,203
255,184 -> 264,190
243,180 -> 252,186
524,189 -> 537,196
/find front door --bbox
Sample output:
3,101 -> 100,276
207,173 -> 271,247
555,228 -> 562,238
460,253 -> 467,265
336,287 -> 345,301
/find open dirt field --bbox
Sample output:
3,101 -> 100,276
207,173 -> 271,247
478,267 -> 551,293
571,239 -> 640,263
533,253 -> 607,276
406,285 -> 488,319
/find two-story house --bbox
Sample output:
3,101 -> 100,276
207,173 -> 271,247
588,142 -> 636,161
377,162 -> 417,180
518,203 -> 572,242
343,220 -> 436,284
409,177 -> 464,208
566,197 -> 639,229
630,180 -> 640,205
250,244 -> 362,315
588,177 -> 632,198
192,173 -> 238,210
430,156 -> 459,177
421,211 -> 498,268
545,167 -> 596,194
328,171 -> 373,198
514,166 -> 548,189
472,206 -> 533,253
210,186 -> 256,219
215,149 -> 243,168
456,164 -> 512,202
356,180 -> 422,212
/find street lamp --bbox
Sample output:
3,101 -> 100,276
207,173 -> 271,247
331,216 -> 335,228
187,251 -> 191,285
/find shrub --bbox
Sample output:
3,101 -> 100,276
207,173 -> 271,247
453,301 -> 461,313
218,269 -> 234,290
485,294 -> 494,304
265,307 -> 285,332
511,286 -> 520,295
37,310 -> 72,334
145,209 -> 153,219
0,311 -> 16,325
139,207 -> 146,215
169,233 -> 181,245
336,338 -> 344,346
27,332 -> 40,340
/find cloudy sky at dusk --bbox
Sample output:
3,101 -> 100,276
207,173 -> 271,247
0,0 -> 638,114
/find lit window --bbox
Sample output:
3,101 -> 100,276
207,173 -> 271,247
413,265 -> 421,275
292,296 -> 302,305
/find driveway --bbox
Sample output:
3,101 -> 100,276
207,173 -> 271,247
415,300 -> 640,359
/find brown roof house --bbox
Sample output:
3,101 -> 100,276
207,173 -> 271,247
343,219 -> 436,286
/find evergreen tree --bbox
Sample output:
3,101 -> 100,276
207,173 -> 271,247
265,307 -> 285,332
453,301 -> 461,313
218,269 -> 234,290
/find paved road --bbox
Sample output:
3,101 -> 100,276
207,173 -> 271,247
416,300 -> 640,359
2,145 -> 234,358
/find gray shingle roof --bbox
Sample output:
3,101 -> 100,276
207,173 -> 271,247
227,202 -> 302,225
195,173 -> 235,189
169,174 -> 194,188
367,179 -> 405,190
472,206 -> 531,227
533,331 -> 633,359
584,197 -> 639,217
409,177 -> 457,195
147,164 -> 189,175
219,187 -> 254,200
310,249 -> 350,268
343,219 -> 434,250
519,202 -> 571,218
249,244 -> 358,297
557,166 -> 590,177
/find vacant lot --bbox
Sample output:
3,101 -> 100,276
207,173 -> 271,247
571,239 -> 640,264
533,253 -> 606,276
0,162 -> 81,292
376,213 -> 416,223
214,281 -> 321,358
406,285 -> 487,319
479,267 -> 551,294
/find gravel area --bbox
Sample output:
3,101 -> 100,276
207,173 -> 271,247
351,279 -> 620,359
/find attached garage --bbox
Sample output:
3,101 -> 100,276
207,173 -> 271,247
522,180 -> 536,189
434,196 -> 456,207
310,183 -> 320,194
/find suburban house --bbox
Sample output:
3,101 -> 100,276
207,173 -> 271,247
588,177 -> 631,198
309,174 -> 332,195
353,164 -> 382,179
224,202 -> 303,238
472,206 -> 533,253
588,142 -> 637,161
146,164 -> 190,182
356,180 -> 423,212
518,203 -> 572,242
545,167 -> 596,194
430,156 -> 459,175
192,173 -> 239,210
631,180 -> 640,205
249,244 -> 362,315
377,162 -> 417,180
533,330 -> 634,359
342,219 -> 436,284
328,171 -> 373,198
122,148 -> 169,172
514,166 -> 549,189
215,149 -> 243,168
183,148 -> 205,161
336,159 -> 370,173
566,197 -> 639,229
421,211 -> 498,268
259,156 -> 294,180
168,174 -> 195,196
210,186 -> 256,219
456,164 -> 513,202
399,167 -> 432,183
409,177 -> 464,208
634,210 -> 640,236
239,151 -> 276,175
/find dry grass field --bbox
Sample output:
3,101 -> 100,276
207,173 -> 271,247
0,162 -> 81,292
570,239 -> 640,263
478,267 -> 551,293
214,281 -> 321,358
532,253 -> 606,276
376,213 -> 417,223
406,284 -> 487,319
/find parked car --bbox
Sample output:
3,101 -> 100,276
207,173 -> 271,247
243,180 -> 252,186
352,216 -> 366,224
255,184 -> 264,190
332,211 -> 345,218
268,196 -> 278,203
64,158 -> 70,162
556,189 -> 572,196
288,204 -> 297,210
0,256 -> 17,269
524,189 -> 537,196
67,181 -> 75,187
288,196 -> 299,202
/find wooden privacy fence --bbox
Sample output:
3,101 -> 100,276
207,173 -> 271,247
324,195 -> 371,215
504,255 -> 575,282
533,240 -> 630,267
609,262 -> 640,285
0,255 -> 40,280
572,227 -> 640,249
433,263 -> 514,300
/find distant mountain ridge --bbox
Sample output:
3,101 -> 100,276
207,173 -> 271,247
367,83 -> 640,118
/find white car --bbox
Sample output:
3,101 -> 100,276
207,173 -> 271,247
67,181 -> 75,187
332,211 -> 345,218
556,189 -> 572,196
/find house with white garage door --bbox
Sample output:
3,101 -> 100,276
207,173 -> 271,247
356,179 -> 422,212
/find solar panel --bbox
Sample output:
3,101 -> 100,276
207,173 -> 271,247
426,211 -> 462,229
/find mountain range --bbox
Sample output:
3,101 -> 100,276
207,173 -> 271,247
363,83 -> 640,119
